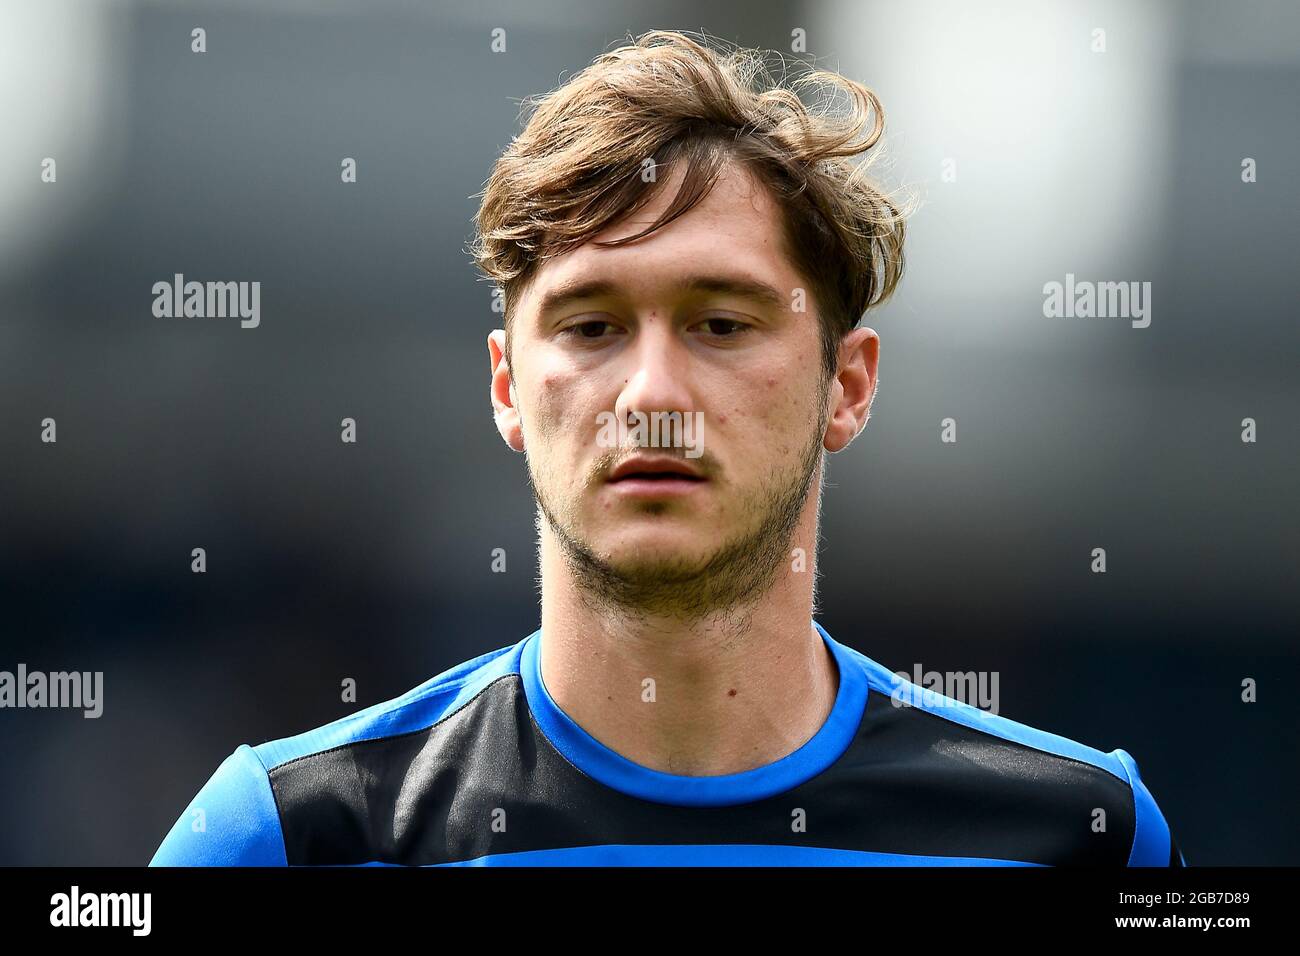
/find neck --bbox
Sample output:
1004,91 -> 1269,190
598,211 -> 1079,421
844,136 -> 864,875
535,497 -> 837,777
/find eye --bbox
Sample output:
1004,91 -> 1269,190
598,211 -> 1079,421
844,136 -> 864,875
560,318 -> 621,340
695,316 -> 750,337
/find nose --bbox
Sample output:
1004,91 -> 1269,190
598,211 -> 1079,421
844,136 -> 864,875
612,317 -> 697,438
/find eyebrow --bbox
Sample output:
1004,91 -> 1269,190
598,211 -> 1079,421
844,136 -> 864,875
534,275 -> 788,319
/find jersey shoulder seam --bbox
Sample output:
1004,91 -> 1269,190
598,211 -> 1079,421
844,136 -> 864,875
1113,747 -> 1142,865
242,743 -> 290,865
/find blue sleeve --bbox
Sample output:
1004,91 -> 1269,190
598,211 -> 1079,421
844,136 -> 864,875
149,744 -> 287,866
1112,748 -> 1184,866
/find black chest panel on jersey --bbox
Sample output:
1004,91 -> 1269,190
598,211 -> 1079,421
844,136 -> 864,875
265,675 -> 1144,866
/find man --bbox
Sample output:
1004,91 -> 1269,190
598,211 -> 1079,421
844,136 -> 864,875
151,31 -> 1184,866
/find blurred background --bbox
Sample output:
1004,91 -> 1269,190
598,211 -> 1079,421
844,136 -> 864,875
0,0 -> 1295,865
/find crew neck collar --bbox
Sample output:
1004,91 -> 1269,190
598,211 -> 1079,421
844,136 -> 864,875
519,620 -> 869,807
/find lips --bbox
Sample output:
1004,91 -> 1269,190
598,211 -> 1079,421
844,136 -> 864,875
607,455 -> 705,482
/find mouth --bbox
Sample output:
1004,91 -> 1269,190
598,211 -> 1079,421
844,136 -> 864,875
607,470 -> 706,483
606,458 -> 708,497
607,459 -> 705,483
605,474 -> 707,499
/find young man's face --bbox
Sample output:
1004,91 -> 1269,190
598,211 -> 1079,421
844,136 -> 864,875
488,160 -> 876,615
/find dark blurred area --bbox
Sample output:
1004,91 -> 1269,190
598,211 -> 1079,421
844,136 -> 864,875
0,0 -> 1295,865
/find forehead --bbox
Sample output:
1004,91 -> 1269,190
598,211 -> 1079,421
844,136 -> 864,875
517,161 -> 797,313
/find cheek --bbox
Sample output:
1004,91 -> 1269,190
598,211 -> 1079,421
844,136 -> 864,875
530,370 -> 600,443
725,384 -> 819,466
756,380 -> 806,428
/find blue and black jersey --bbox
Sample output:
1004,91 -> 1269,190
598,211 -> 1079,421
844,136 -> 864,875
150,621 -> 1186,866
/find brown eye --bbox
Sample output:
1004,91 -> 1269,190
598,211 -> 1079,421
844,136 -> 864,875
700,317 -> 746,336
563,320 -> 615,339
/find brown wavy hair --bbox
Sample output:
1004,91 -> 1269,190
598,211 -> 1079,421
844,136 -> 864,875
470,29 -> 913,383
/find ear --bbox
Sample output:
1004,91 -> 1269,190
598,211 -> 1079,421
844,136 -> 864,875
823,327 -> 879,453
487,329 -> 524,452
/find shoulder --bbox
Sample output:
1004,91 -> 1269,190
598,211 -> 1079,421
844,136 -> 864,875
150,639 -> 525,866
148,743 -> 284,865
835,639 -> 1181,866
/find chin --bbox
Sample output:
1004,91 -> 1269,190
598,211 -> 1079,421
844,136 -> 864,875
597,541 -> 718,577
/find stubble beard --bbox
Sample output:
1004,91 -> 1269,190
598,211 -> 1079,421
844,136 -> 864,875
526,398 -> 829,628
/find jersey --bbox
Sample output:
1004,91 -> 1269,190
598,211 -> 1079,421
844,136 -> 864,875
149,620 -> 1186,866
